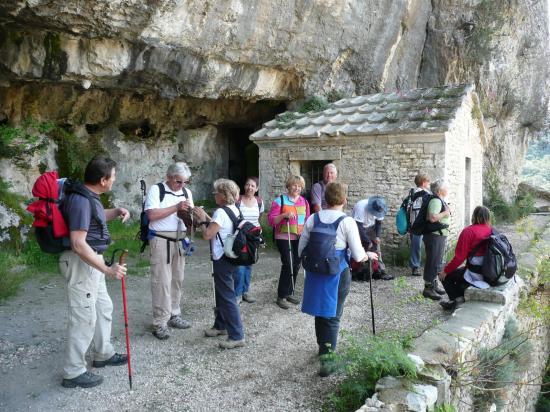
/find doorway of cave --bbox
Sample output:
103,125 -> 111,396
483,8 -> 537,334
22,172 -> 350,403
226,127 -> 257,191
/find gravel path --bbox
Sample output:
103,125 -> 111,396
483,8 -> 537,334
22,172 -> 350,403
1,214 -> 546,412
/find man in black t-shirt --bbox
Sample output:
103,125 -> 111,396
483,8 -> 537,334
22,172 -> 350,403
59,156 -> 130,389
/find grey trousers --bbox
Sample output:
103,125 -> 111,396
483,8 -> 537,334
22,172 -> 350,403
422,233 -> 447,286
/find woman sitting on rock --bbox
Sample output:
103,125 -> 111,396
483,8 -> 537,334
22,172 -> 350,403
193,179 -> 245,349
268,175 -> 310,309
438,205 -> 492,311
299,182 -> 377,377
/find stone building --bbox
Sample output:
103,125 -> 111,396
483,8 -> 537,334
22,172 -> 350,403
250,84 -> 485,246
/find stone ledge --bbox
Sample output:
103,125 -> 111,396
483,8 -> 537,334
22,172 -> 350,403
357,218 -> 550,411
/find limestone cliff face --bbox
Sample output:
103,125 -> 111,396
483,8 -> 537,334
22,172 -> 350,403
419,0 -> 549,200
0,0 -> 432,99
0,0 -> 548,209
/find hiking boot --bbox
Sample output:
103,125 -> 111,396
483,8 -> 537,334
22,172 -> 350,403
242,293 -> 256,303
285,295 -> 301,305
62,371 -> 103,388
168,315 -> 191,329
422,286 -> 442,300
236,295 -> 243,304
433,281 -> 446,295
276,297 -> 290,309
440,296 -> 465,310
219,338 -> 245,349
152,325 -> 170,340
411,267 -> 421,276
319,358 -> 337,377
92,353 -> 128,368
373,271 -> 394,281
204,327 -> 228,337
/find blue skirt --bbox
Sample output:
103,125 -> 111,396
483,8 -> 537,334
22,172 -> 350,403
301,251 -> 348,318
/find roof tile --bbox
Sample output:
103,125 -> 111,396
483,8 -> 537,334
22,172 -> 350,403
250,84 -> 473,140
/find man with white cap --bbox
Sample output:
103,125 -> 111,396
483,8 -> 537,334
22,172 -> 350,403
352,196 -> 394,280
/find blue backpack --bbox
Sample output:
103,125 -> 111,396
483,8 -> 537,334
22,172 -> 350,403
300,214 -> 346,275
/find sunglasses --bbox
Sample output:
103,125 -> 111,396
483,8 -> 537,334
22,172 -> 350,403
174,179 -> 189,184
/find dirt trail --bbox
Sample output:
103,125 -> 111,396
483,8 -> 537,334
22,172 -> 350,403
1,214 -> 546,412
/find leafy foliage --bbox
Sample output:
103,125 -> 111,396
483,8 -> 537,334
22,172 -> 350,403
298,96 -> 330,113
485,166 -> 535,223
0,118 -> 54,167
523,132 -> 550,191
323,333 -> 417,412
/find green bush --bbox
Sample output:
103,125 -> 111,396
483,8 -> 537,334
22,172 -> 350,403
324,334 -> 417,412
298,96 -> 330,113
485,167 -> 535,223
472,318 -> 532,410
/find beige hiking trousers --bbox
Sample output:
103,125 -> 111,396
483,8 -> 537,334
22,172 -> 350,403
59,250 -> 115,379
149,236 -> 186,327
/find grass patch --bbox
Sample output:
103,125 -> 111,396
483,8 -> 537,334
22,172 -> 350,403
0,237 -> 59,301
0,220 -> 149,301
104,220 -> 150,273
323,333 -> 416,412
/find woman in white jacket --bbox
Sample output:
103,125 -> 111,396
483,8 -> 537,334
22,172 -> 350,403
299,182 -> 378,376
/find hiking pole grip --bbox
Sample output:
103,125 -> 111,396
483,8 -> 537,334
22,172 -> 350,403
119,250 -> 133,390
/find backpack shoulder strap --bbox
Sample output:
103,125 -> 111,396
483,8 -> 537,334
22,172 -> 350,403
157,182 -> 166,202
158,182 -> 188,202
65,182 -> 104,238
333,215 -> 346,228
221,206 -> 241,229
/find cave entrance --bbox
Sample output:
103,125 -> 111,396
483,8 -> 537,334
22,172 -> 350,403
227,127 -> 257,190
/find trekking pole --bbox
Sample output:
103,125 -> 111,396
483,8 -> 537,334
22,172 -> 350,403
119,250 -> 133,389
368,258 -> 375,335
286,219 -> 296,296
207,229 -> 217,317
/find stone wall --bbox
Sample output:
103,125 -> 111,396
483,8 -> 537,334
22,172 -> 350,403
444,93 -> 484,234
358,221 -> 550,411
256,126 -> 483,247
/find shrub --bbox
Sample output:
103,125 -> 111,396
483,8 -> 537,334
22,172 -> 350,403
324,333 -> 417,412
471,318 -> 532,410
485,167 -> 535,223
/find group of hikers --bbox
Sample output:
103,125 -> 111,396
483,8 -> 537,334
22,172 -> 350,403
49,155 -> 504,388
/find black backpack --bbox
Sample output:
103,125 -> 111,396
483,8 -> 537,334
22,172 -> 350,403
467,229 -> 517,286
36,180 -> 109,253
300,214 -> 346,275
218,206 -> 263,266
410,194 -> 449,236
138,181 -> 188,253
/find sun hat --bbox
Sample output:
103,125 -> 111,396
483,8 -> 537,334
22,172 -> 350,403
366,196 -> 387,219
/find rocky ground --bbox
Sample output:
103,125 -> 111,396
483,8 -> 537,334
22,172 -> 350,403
0,213 -> 547,412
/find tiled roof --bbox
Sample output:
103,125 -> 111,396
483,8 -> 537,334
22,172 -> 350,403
250,84 -> 473,140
